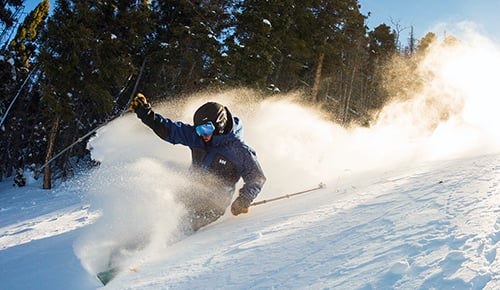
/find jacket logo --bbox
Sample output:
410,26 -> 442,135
218,159 -> 227,165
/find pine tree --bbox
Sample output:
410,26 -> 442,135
37,0 -> 153,188
144,0 -> 230,98
297,0 -> 368,124
364,24 -> 397,114
225,0 -> 279,89
417,32 -> 437,56
9,0 -> 49,69
0,1 -> 49,180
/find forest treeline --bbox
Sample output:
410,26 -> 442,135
1,0 -> 441,188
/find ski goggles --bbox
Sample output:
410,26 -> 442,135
195,121 -> 215,136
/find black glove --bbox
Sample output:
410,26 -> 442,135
231,195 -> 251,216
130,93 -> 151,118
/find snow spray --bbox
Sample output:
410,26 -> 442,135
372,26 -> 500,161
74,26 -> 500,275
74,115 -> 190,274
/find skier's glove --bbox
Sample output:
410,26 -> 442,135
231,195 -> 251,216
130,93 -> 151,118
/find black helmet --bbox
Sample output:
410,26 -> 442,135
193,102 -> 228,135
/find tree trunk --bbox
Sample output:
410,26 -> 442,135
343,64 -> 357,125
311,51 -> 325,102
272,54 -> 284,89
43,114 -> 60,189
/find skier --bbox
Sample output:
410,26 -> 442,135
130,93 -> 266,231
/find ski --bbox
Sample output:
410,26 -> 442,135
96,267 -> 121,286
96,267 -> 140,285
95,241 -> 145,285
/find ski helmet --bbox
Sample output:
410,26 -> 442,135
193,102 -> 228,135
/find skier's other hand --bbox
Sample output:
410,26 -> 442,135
231,195 -> 251,216
130,93 -> 151,118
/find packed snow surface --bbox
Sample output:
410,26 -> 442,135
1,27 -> 500,289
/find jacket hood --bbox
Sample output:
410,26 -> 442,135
210,115 -> 243,147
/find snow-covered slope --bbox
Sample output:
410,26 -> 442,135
1,151 -> 499,289
1,27 -> 500,290
108,153 -> 500,289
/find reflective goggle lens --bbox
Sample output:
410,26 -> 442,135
195,122 -> 215,136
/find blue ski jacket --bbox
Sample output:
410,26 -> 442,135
138,107 -> 266,204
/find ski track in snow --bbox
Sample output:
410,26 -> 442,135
0,180 -> 99,251
0,205 -> 97,250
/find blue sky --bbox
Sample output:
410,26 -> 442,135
358,0 -> 500,42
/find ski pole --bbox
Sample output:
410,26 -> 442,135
250,182 -> 326,207
35,58 -> 147,177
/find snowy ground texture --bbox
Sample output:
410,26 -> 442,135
1,152 -> 499,290
1,28 -> 500,290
